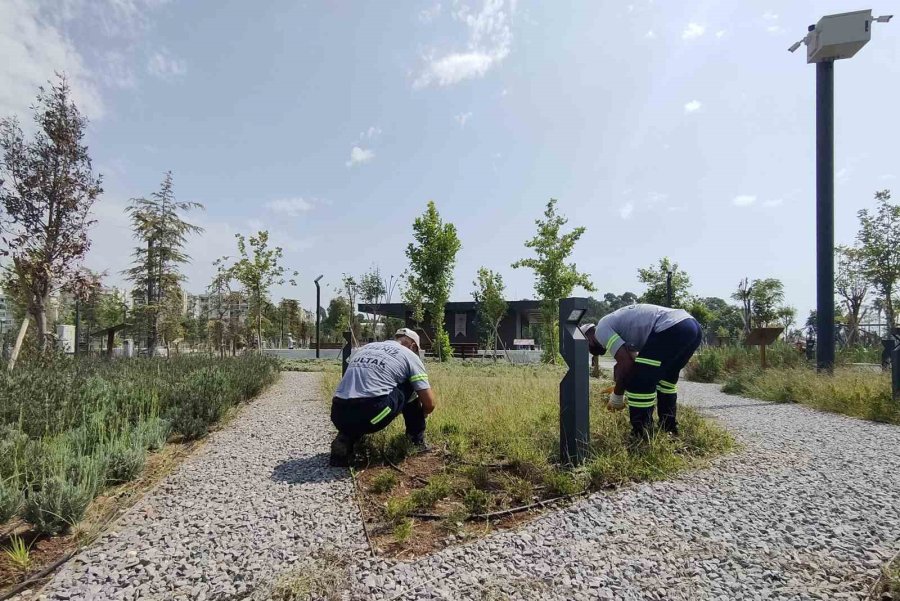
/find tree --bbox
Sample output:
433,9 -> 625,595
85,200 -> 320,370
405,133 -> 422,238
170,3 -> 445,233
323,296 -> 350,339
637,257 -> 692,308
359,265 -> 388,339
750,278 -> 785,328
471,268 -> 508,360
856,190 -> 900,330
125,171 -> 202,352
512,199 -> 595,363
583,292 -> 638,325
157,287 -> 185,355
229,230 -> 296,350
776,305 -> 797,337
340,274 -> 361,343
405,201 -> 461,361
0,75 -> 103,351
700,297 -> 743,340
732,278 -> 753,337
835,245 -> 869,346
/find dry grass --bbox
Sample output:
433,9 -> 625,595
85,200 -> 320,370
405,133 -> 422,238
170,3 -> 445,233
268,552 -> 350,601
722,367 -> 900,425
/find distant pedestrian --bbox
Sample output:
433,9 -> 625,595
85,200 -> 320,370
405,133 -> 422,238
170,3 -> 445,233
580,304 -> 702,439
329,328 -> 436,466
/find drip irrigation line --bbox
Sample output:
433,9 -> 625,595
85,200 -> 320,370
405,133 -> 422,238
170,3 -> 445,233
0,551 -> 75,601
350,467 -> 377,558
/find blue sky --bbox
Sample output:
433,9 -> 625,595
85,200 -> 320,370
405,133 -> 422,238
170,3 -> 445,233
2,0 -> 898,318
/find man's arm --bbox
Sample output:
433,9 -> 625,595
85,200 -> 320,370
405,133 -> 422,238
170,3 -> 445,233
613,346 -> 636,395
417,387 -> 436,415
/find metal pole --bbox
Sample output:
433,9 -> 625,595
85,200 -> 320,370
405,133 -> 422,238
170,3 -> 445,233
816,60 -> 835,372
892,333 -> 900,400
315,276 -> 322,358
666,271 -> 673,308
559,297 -> 589,466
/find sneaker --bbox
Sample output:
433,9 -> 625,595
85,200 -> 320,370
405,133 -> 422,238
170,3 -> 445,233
330,434 -> 354,467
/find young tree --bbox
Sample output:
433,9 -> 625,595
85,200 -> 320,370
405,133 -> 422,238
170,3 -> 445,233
637,257 -> 692,308
157,287 -> 185,356
835,245 -> 869,346
340,274 -> 361,343
125,171 -> 203,353
405,201 -> 461,361
471,267 -> 508,360
207,259 -> 234,357
229,230 -> 296,350
856,189 -> 900,330
323,296 -> 350,340
512,199 -> 595,363
732,278 -> 753,337
750,278 -> 785,327
776,305 -> 797,337
0,76 -> 103,351
359,265 -> 388,339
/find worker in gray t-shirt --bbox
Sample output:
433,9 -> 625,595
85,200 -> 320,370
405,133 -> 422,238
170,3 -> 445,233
580,304 -> 702,438
329,328 -> 436,467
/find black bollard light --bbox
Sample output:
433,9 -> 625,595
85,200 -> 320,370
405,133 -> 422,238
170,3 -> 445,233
341,330 -> 352,376
559,297 -> 590,466
892,328 -> 900,401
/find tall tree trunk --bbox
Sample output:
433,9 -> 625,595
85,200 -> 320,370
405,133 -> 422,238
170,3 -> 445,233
256,286 -> 262,351
886,289 -> 895,333
34,298 -> 49,352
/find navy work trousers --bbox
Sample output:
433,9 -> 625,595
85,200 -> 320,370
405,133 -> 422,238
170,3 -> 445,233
330,386 -> 426,443
624,318 -> 703,436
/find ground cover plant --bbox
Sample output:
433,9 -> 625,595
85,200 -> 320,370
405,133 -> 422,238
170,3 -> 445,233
0,353 -> 278,589
323,361 -> 733,556
280,358 -> 341,373
685,343 -> 900,424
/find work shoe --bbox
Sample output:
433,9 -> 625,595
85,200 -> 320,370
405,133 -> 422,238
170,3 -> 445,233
407,434 -> 430,455
330,434 -> 354,467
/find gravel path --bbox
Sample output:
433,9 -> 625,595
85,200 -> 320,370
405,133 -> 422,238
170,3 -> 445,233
352,381 -> 900,601
24,376 -> 900,600
28,372 -> 368,600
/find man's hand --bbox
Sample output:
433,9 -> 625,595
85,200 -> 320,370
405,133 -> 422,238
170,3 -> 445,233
608,392 -> 625,411
417,388 -> 436,415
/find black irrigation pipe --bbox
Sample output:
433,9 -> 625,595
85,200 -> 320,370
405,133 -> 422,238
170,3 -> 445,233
407,490 -> 591,523
350,467 -> 377,558
384,457 -> 429,485
0,550 -> 75,601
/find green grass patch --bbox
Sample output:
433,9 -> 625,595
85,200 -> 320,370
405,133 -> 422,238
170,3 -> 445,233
327,362 -> 733,532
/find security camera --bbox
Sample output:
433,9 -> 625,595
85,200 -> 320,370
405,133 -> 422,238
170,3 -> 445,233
788,40 -> 804,53
874,15 -> 893,23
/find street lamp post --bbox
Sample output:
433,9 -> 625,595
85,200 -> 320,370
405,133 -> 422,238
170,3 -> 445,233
665,271 -> 673,308
314,275 -> 323,358
789,9 -> 892,371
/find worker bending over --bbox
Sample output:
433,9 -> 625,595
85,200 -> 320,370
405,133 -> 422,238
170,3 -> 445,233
329,328 -> 435,467
581,304 -> 702,438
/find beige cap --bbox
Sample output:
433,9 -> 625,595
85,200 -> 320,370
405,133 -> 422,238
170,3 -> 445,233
394,328 -> 421,347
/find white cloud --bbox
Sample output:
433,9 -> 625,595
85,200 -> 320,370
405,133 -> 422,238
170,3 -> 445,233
619,202 -> 634,220
360,126 -> 382,140
880,174 -> 896,181
266,198 -> 314,217
455,111 -> 472,126
0,0 -> 104,122
763,11 -> 778,21
766,25 -> 784,35
715,30 -> 726,39
682,22 -> 705,40
645,30 -> 656,39
414,0 -> 514,88
346,146 -> 375,167
836,167 -> 850,183
648,191 -> 669,205
732,195 -> 756,207
419,3 -> 442,23
762,198 -> 784,208
684,100 -> 702,113
147,49 -> 186,80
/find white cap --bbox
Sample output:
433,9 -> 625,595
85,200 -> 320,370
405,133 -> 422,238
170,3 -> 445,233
579,323 -> 596,337
394,328 -> 421,347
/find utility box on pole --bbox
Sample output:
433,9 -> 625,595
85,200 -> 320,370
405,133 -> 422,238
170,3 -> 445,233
559,297 -> 590,466
806,10 -> 873,63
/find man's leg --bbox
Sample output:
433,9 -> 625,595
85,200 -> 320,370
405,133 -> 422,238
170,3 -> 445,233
624,366 -> 659,438
401,395 -> 427,445
656,319 -> 704,435
330,396 -> 392,466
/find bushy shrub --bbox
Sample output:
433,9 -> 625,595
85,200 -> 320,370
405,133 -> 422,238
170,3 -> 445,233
462,488 -> 491,515
0,475 -> 23,522
685,351 -> 722,383
105,437 -> 146,485
368,472 -> 398,494
134,417 -> 171,451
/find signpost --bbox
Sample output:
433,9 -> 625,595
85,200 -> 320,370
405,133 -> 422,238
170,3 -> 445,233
745,327 -> 785,369
559,297 -> 589,466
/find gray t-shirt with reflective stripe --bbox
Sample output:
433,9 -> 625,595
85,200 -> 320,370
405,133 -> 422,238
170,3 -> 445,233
592,304 -> 692,357
333,340 -> 430,399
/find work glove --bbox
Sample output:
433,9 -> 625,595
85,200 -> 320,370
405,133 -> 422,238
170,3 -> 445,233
608,392 -> 625,411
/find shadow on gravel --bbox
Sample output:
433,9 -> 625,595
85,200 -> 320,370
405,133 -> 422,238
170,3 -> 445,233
701,402 -> 775,410
271,453 -> 348,484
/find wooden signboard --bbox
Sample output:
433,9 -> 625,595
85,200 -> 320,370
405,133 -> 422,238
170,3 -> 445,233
745,327 -> 784,368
